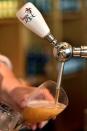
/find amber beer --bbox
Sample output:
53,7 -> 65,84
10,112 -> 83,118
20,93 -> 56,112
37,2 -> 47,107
22,100 -> 66,123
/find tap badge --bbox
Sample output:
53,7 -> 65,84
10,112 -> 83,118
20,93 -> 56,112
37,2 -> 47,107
20,8 -> 35,23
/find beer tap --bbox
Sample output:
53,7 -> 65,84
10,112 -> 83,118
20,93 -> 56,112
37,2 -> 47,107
16,2 -> 87,62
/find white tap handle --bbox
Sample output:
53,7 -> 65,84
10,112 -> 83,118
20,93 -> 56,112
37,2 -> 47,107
16,2 -> 50,38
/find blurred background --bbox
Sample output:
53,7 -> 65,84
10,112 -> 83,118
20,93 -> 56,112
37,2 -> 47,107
0,0 -> 87,130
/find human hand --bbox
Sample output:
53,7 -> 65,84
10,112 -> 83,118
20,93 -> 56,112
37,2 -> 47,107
9,80 -> 54,130
0,63 -> 54,130
0,58 -> 53,130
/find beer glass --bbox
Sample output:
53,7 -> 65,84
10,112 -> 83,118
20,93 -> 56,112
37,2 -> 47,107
0,80 -> 68,130
22,80 -> 68,124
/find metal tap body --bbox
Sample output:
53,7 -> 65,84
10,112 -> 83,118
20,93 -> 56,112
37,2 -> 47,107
46,33 -> 87,62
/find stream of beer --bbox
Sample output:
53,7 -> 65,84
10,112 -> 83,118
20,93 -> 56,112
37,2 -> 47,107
55,62 -> 64,104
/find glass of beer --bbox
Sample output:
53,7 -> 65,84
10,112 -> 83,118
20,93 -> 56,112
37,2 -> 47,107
0,80 -> 68,130
22,80 -> 68,124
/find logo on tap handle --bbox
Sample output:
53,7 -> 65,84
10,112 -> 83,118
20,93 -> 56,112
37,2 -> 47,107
21,8 -> 35,23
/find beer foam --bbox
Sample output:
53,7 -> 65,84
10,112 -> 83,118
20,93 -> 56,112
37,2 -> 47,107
26,100 -> 66,109
27,100 -> 54,107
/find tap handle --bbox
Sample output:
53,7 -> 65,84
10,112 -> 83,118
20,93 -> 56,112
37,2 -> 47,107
16,2 -> 50,38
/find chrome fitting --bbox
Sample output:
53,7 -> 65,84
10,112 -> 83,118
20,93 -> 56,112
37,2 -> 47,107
73,46 -> 87,58
46,33 -> 58,47
53,42 -> 72,62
